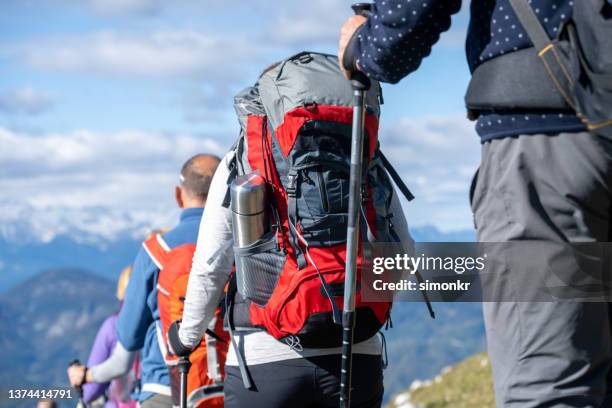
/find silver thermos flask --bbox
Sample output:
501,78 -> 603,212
230,173 -> 268,247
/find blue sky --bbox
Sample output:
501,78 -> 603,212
0,0 -> 479,240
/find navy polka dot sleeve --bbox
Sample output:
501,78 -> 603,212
352,0 -> 587,141
354,0 -> 461,84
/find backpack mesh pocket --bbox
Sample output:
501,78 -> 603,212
234,231 -> 286,307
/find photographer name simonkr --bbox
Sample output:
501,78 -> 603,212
372,278 -> 471,292
370,253 -> 485,292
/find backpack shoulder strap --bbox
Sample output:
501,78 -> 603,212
379,151 -> 415,202
142,233 -> 171,270
509,0 -> 553,52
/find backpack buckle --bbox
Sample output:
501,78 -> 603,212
297,54 -> 313,64
303,100 -> 318,111
361,183 -> 369,202
286,172 -> 298,197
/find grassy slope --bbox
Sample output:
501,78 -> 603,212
386,352 -> 495,408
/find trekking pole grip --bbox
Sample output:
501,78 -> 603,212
351,73 -> 371,92
68,359 -> 86,407
350,3 -> 373,91
351,2 -> 372,17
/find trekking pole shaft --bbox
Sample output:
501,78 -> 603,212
340,310 -> 356,408
344,87 -> 366,318
340,83 -> 369,408
178,357 -> 191,408
181,370 -> 187,408
77,386 -> 86,408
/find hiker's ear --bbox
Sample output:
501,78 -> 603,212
175,186 -> 185,209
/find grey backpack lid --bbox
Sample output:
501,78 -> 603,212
230,51 -> 383,174
233,85 -> 265,132
257,51 -> 381,130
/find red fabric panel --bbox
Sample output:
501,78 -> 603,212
273,105 -> 379,159
245,115 -> 266,174
245,106 -> 387,340
249,242 -> 390,339
154,244 -> 196,353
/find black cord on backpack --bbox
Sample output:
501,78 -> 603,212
225,277 -> 254,390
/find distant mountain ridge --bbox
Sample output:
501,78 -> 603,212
0,234 -> 141,292
0,226 -> 484,406
0,204 -> 481,405
0,205 -> 475,293
410,225 -> 475,242
0,269 -> 117,408
0,268 -> 485,407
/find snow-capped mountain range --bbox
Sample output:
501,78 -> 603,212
0,200 -> 475,292
0,200 -> 180,246
0,201 -> 183,291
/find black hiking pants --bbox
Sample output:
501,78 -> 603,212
224,354 -> 384,408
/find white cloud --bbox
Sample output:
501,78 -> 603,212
0,126 -> 232,242
0,114 -> 479,242
0,127 -> 227,175
0,126 -> 228,213
8,30 -> 266,80
0,86 -> 53,115
4,0 -> 469,80
263,0 -> 468,51
87,0 -> 163,16
263,0 -> 350,46
379,115 -> 480,231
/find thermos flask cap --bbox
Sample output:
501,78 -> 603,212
230,173 -> 267,216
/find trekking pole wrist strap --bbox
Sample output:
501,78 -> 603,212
168,321 -> 193,357
81,366 -> 88,386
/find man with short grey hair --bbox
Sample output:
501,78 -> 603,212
69,154 -> 220,408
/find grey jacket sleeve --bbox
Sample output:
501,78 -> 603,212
88,341 -> 135,383
178,151 -> 235,349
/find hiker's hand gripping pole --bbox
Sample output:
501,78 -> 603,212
68,359 -> 87,408
340,4 -> 372,408
169,320 -> 193,408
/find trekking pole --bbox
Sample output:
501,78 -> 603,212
168,321 -> 193,408
177,355 -> 192,408
68,359 -> 87,408
340,4 -> 372,408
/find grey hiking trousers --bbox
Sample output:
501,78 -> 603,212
471,131 -> 612,407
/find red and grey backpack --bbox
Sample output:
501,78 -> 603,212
224,52 -> 420,358
143,233 -> 228,408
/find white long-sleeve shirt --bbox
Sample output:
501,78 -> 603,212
179,150 -> 414,366
89,342 -> 135,383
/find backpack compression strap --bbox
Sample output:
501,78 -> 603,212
379,151 -> 415,202
286,169 -> 308,269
